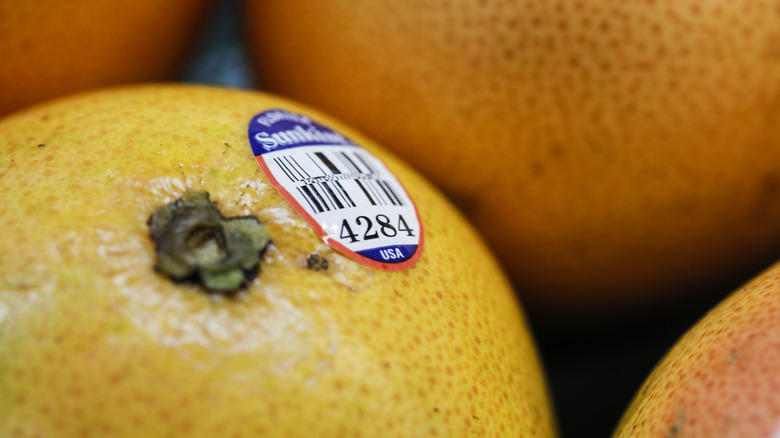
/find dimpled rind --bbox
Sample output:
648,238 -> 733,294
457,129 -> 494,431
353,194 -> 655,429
0,85 -> 556,438
614,260 -> 780,438
246,0 -> 780,319
0,0 -> 210,117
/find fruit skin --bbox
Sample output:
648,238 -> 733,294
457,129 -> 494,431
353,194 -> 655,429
0,0 -> 211,117
613,259 -> 780,438
0,85 -> 556,438
245,0 -> 780,320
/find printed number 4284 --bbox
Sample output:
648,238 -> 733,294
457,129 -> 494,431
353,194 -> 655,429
339,214 -> 415,243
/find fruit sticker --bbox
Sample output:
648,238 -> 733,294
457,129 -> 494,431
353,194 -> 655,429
248,109 -> 423,270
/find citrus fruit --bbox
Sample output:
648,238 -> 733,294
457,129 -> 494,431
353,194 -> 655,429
0,0 -> 211,117
245,0 -> 780,320
0,85 -> 556,438
613,258 -> 780,437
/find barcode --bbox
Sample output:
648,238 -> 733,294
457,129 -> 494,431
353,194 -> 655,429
271,150 -> 406,213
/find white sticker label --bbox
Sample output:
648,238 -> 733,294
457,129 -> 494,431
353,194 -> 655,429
248,109 -> 423,270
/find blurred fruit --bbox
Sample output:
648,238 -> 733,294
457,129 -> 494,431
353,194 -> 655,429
0,0 -> 211,117
0,85 -> 556,438
613,258 -> 780,438
245,0 -> 780,320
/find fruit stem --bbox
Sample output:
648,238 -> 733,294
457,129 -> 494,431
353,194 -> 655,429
147,189 -> 270,294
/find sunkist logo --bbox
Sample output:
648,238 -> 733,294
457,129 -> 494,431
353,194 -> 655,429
253,109 -> 352,151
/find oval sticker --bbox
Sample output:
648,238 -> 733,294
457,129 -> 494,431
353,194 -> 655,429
248,109 -> 423,270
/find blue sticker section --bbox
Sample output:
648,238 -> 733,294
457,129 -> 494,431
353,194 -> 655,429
357,244 -> 419,264
249,109 -> 358,155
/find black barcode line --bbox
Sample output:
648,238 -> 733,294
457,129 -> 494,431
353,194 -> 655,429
295,178 -> 405,212
367,180 -> 387,206
329,181 -> 353,208
314,152 -> 341,175
378,179 -> 404,206
310,184 -> 332,211
362,179 -> 379,205
296,156 -> 312,178
301,181 -> 350,212
353,151 -> 377,174
369,180 -> 386,206
333,180 -> 356,207
273,151 -> 408,212
291,150 -> 380,179
280,156 -> 300,181
338,151 -> 363,174
298,186 -> 323,213
354,179 -> 376,206
273,157 -> 298,182
306,152 -> 328,176
322,181 -> 345,209
285,155 -> 309,180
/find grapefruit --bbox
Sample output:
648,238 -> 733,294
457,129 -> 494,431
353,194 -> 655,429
0,85 -> 556,437
0,0 -> 211,117
614,258 -> 780,437
245,0 -> 780,320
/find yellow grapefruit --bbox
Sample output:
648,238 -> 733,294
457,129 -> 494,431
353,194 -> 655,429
0,85 -> 556,438
245,0 -> 780,319
0,0 -> 211,117
614,258 -> 780,437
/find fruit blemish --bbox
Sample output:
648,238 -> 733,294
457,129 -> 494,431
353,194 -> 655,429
305,253 -> 329,271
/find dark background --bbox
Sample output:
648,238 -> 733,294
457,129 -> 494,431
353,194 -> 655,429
179,2 -> 768,437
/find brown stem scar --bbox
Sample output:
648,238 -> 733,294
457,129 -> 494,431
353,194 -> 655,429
148,189 -> 270,294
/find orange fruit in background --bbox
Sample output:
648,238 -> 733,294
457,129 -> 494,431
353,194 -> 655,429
0,0 -> 211,117
0,85 -> 556,438
245,0 -> 780,321
613,258 -> 780,438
